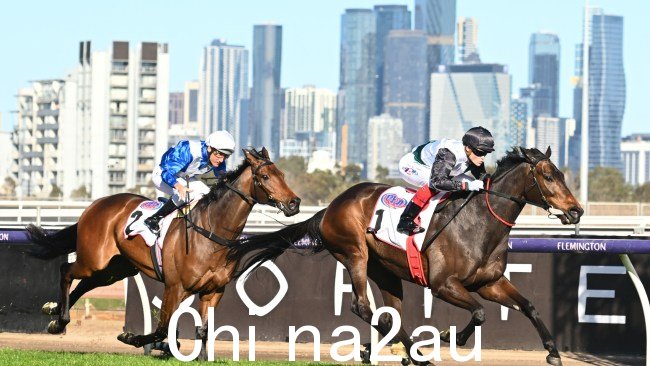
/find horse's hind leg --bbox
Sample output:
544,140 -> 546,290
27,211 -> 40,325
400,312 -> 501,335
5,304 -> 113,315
46,261 -> 94,334
477,276 -> 561,366
434,277 -> 485,346
42,256 -> 136,316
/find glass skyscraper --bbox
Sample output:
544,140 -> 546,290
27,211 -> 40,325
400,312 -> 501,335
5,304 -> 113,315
414,0 -> 457,67
429,64 -> 511,166
383,30 -> 428,148
529,32 -> 560,117
588,11 -> 625,170
339,9 -> 375,167
572,9 -> 626,172
199,39 -> 249,161
252,24 -> 282,158
373,5 -> 411,115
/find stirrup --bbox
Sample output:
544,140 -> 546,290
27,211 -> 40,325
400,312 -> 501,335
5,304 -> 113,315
397,221 -> 424,235
144,216 -> 161,234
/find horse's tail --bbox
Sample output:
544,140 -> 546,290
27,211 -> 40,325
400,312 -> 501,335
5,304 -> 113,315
25,223 -> 78,260
228,209 -> 326,277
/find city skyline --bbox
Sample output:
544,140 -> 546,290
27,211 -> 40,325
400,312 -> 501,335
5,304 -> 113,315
1,0 -> 647,138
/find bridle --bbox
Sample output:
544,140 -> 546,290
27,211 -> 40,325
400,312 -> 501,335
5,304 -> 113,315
178,157 -> 281,251
225,159 -> 278,208
484,159 -> 562,227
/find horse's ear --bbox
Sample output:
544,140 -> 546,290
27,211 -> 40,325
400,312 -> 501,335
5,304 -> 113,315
517,147 -> 534,163
260,147 -> 270,159
545,146 -> 552,158
243,149 -> 259,164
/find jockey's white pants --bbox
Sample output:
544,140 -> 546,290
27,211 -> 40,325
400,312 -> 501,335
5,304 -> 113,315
398,153 -> 431,187
152,166 -> 210,206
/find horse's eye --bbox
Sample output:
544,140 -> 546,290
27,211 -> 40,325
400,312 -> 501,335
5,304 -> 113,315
262,174 -> 270,180
544,174 -> 553,182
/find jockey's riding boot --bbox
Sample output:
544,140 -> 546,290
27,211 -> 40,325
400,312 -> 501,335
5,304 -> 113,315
397,201 -> 425,235
144,199 -> 178,234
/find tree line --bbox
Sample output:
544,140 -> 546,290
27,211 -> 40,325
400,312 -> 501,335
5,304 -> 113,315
1,161 -> 649,204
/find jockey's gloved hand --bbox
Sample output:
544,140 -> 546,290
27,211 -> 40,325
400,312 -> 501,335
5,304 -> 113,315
467,180 -> 484,191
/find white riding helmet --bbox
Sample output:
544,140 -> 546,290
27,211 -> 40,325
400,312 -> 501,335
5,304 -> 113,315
205,130 -> 236,156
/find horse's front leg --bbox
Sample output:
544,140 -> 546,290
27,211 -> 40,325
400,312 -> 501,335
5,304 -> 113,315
477,276 -> 561,366
196,290 -> 225,361
435,277 -> 485,346
118,283 -> 189,348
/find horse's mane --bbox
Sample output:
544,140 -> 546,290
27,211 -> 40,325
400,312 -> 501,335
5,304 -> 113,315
493,147 -> 546,179
194,149 -> 269,210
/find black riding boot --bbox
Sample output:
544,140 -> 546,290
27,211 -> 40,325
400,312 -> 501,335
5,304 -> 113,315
397,201 -> 425,235
144,199 -> 178,234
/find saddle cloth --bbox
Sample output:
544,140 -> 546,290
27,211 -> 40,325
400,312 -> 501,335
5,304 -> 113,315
124,200 -> 177,274
368,186 -> 449,252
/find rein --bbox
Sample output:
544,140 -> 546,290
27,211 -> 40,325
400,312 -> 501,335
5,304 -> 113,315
178,159 -> 279,248
483,161 -> 555,227
422,159 -> 559,251
420,191 -> 478,253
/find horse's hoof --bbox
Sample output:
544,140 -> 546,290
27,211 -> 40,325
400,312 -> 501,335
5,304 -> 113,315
47,320 -> 66,334
401,357 -> 411,365
439,329 -> 450,343
117,332 -> 137,346
546,354 -> 562,366
361,343 -> 371,364
42,302 -> 59,315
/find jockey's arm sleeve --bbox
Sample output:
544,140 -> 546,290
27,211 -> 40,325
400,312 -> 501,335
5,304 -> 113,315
160,142 -> 192,187
429,148 -> 463,191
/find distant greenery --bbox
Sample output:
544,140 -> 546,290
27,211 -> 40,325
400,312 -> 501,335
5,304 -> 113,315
275,157 -> 403,205
70,298 -> 125,311
0,349 -> 335,366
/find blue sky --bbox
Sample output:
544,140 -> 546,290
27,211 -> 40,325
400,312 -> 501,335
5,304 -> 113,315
1,0 -> 647,135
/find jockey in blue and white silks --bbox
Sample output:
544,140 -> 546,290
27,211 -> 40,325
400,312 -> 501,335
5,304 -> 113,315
145,130 -> 236,234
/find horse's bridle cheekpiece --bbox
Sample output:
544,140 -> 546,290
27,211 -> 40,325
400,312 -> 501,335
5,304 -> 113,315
484,158 -> 562,227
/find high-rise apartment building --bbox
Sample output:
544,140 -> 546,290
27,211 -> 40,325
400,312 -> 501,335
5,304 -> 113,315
457,17 -> 480,63
199,39 -> 249,161
529,32 -> 560,117
11,80 -> 75,197
383,29 -> 428,148
53,41 -> 169,199
251,25 -> 282,158
534,117 -> 576,168
169,81 -> 200,147
367,114 -> 409,180
373,5 -> 411,115
169,92 -> 184,126
339,9 -> 376,168
280,86 -> 337,159
429,64 -> 511,166
621,134 -> 650,186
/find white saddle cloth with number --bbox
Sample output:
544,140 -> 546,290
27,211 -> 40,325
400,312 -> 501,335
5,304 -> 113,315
123,200 -> 176,247
368,187 -> 448,251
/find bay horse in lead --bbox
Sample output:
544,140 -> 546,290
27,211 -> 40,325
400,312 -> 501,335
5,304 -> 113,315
227,147 -> 583,366
26,148 -> 300,355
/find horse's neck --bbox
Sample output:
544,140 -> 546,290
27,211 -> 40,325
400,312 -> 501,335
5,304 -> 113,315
201,167 -> 255,240
486,164 -> 529,225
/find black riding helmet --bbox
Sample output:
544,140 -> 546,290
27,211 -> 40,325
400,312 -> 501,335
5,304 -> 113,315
462,126 -> 495,154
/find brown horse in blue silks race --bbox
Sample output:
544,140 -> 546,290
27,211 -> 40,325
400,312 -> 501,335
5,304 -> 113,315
227,147 -> 583,366
26,148 -> 300,359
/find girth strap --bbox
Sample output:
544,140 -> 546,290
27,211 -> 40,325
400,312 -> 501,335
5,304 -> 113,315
150,244 -> 165,282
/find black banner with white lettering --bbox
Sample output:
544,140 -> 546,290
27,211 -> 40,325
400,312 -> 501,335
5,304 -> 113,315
124,251 -> 649,355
